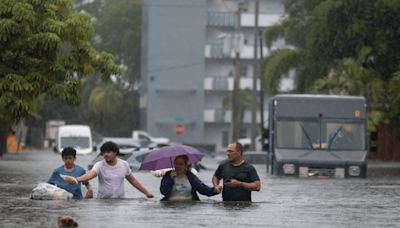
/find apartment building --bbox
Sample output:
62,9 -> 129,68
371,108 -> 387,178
140,0 -> 294,152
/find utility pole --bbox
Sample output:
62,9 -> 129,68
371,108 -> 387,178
259,30 -> 265,151
232,3 -> 242,142
250,0 -> 259,150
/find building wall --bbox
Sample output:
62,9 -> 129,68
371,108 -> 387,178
204,123 -> 231,151
141,0 -> 291,150
141,0 -> 207,143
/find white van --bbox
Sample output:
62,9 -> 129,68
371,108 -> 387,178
54,125 -> 94,155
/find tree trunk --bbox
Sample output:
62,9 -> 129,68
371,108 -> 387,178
0,119 -> 8,157
239,109 -> 245,139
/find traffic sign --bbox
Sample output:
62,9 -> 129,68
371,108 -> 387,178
174,124 -> 185,136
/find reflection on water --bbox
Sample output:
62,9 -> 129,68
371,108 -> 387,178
1,151 -> 400,227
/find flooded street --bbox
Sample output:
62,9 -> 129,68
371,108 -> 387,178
1,150 -> 400,227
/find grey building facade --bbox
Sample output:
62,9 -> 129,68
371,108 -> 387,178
140,0 -> 293,151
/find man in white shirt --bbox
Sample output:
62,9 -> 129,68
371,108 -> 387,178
66,141 -> 154,199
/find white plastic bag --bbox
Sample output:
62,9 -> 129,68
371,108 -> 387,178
59,174 -> 78,184
30,183 -> 74,200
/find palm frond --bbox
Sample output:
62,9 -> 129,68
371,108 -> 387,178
262,49 -> 302,95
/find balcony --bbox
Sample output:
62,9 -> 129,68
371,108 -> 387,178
240,13 -> 282,27
207,12 -> 236,27
204,77 -> 260,91
204,109 -> 268,124
204,44 -> 231,59
205,44 -> 271,59
204,109 -> 225,123
207,12 -> 282,28
202,76 -> 228,91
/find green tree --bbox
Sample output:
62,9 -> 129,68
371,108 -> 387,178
67,0 -> 142,137
262,0 -> 400,130
0,0 -> 124,155
76,0 -> 142,85
88,84 -> 123,133
314,47 -> 386,109
262,0 -> 400,95
224,88 -> 255,136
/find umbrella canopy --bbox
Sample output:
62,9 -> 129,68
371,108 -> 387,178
139,145 -> 204,171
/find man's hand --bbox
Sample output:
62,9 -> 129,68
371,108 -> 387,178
224,179 -> 240,188
170,170 -> 177,179
214,185 -> 222,194
146,192 -> 155,198
85,190 -> 93,198
65,176 -> 78,185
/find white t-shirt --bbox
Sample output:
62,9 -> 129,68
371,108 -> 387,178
168,175 -> 192,201
92,158 -> 131,198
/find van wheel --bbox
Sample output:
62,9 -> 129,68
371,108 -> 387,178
243,145 -> 250,151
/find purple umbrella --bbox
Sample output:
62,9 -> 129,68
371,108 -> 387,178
139,145 -> 204,170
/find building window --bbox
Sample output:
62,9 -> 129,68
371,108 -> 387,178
240,66 -> 247,77
240,128 -> 247,138
222,131 -> 229,147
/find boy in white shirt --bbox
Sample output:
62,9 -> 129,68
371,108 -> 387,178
66,141 -> 154,199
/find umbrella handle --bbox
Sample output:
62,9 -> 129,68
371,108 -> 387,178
170,157 -> 173,168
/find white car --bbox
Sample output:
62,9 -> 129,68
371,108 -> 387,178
132,130 -> 170,147
238,135 -> 268,151
96,137 -> 142,154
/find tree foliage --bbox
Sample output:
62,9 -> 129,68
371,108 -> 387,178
262,0 -> 400,95
22,0 -> 143,140
314,47 -> 386,105
262,0 -> 400,126
0,0 -> 124,125
88,84 -> 123,116
261,49 -> 303,94
75,0 -> 142,85
224,88 -> 256,131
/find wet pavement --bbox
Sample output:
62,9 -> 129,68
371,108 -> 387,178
1,150 -> 400,227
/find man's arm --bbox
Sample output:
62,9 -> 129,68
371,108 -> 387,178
242,180 -> 261,191
125,173 -> 154,198
224,179 -> 261,191
212,174 -> 222,194
84,182 -> 93,198
65,170 -> 97,185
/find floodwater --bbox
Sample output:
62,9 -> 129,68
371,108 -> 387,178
1,150 -> 400,227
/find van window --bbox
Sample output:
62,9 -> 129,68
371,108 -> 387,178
276,118 -> 365,150
61,137 -> 90,149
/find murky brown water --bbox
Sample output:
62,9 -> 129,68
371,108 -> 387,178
1,150 -> 400,227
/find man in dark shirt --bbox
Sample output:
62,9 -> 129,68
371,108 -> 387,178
212,142 -> 261,201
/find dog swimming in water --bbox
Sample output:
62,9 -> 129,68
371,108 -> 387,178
58,216 -> 78,227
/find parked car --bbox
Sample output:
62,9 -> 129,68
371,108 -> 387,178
194,147 -> 215,158
88,148 -> 214,172
87,151 -> 136,171
132,130 -> 170,147
96,137 -> 141,154
220,151 -> 267,165
191,162 -> 215,172
238,135 -> 268,152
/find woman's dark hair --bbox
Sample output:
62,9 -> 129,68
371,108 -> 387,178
100,141 -> 120,154
61,147 -> 76,157
174,155 -> 191,170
